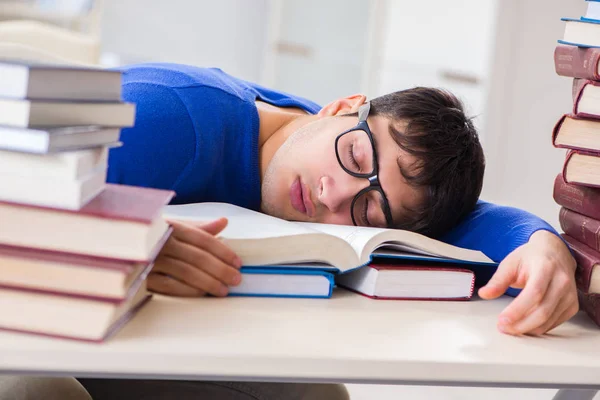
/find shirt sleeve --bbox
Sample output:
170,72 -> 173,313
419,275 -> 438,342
440,200 -> 561,297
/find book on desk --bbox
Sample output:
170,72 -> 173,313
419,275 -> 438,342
163,202 -> 497,300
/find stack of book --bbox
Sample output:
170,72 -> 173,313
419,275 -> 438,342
0,61 -> 174,342
553,1 -> 600,327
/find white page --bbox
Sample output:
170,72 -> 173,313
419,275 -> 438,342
298,222 -> 384,260
163,202 -> 320,240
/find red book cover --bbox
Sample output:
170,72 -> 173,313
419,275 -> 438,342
562,150 -> 600,189
554,173 -> 600,220
573,80 -> 600,120
573,78 -> 587,102
578,290 -> 600,328
561,234 -> 599,294
0,183 -> 175,224
552,114 -> 600,152
338,264 -> 475,301
554,44 -> 600,80
560,208 -> 600,253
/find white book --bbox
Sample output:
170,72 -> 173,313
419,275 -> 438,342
0,167 -> 106,210
0,99 -> 135,128
0,125 -> 121,154
163,202 -> 495,273
0,147 -> 108,180
0,61 -> 122,101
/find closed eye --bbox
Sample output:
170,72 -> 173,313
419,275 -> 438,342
348,143 -> 360,171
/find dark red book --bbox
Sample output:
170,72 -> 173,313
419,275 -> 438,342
0,184 -> 175,261
562,150 -> 600,189
0,227 -> 170,301
553,173 -> 600,220
560,208 -> 600,253
561,234 -> 600,294
554,44 -> 600,80
573,78 -> 587,102
573,80 -> 600,119
336,263 -> 475,301
578,290 -> 600,328
553,114 -> 600,153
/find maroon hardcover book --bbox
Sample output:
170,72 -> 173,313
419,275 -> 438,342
552,113 -> 600,152
578,290 -> 600,328
562,150 -> 600,189
554,173 -> 600,220
561,234 -> 600,294
573,78 -> 587,102
560,208 -> 600,253
554,44 -> 600,80
573,80 -> 600,119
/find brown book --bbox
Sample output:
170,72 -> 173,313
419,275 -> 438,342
553,173 -> 600,220
561,234 -> 600,294
0,277 -> 151,342
572,79 -> 600,119
554,44 -> 600,80
560,208 -> 600,253
0,184 -> 174,261
0,228 -> 170,301
573,78 -> 586,102
553,114 -> 600,153
562,150 -> 600,189
578,290 -> 600,328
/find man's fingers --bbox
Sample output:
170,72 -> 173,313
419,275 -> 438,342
507,276 -> 563,335
497,270 -> 552,333
168,221 -> 242,268
533,291 -> 579,335
153,256 -> 230,297
147,272 -> 206,297
478,250 -> 521,300
163,238 -> 241,287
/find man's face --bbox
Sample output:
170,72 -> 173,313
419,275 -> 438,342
260,111 -> 423,228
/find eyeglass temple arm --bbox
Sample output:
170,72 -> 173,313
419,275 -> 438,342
358,102 -> 370,122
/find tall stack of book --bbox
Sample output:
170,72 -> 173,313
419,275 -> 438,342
553,0 -> 600,327
0,61 -> 174,342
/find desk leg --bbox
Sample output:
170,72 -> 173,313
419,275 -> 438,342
552,389 -> 597,400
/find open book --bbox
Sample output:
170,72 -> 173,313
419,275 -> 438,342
163,203 -> 495,273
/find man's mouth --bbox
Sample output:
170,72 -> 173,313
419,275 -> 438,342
290,178 -> 315,217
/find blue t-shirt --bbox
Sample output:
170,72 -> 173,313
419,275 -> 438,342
108,63 -> 558,296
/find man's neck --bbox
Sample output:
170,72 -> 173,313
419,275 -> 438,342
256,100 -> 317,180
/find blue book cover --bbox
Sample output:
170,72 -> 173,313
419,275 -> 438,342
560,17 -> 600,49
228,267 -> 335,299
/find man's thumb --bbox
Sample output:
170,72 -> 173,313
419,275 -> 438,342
478,251 -> 520,300
196,217 -> 228,235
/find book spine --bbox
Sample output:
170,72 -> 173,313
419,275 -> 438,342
573,79 -> 587,102
554,174 -> 600,220
578,290 -> 600,328
555,45 -> 600,80
559,208 -> 600,252
561,234 -> 598,294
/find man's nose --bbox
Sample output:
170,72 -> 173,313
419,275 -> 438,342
318,174 -> 369,214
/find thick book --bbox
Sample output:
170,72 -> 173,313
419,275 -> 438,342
554,44 -> 600,80
0,61 -> 122,101
229,267 -> 335,299
0,167 -> 106,210
562,234 -> 600,294
559,18 -> 600,48
553,114 -> 600,152
0,281 -> 151,342
0,98 -> 135,128
578,290 -> 600,328
0,184 -> 175,261
572,79 -> 600,119
560,208 -> 600,253
0,125 -> 121,154
553,173 -> 600,220
584,0 -> 600,22
562,150 -> 600,188
162,202 -> 496,273
0,147 -> 108,180
0,230 -> 170,301
336,262 -> 475,300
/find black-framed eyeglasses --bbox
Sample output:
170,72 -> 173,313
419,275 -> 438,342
334,102 -> 394,228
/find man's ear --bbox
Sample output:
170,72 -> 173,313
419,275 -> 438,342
317,94 -> 366,117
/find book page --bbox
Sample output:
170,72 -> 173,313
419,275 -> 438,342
298,223 -> 384,261
162,202 -> 321,240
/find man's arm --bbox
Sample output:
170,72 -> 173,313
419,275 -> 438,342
440,200 -> 578,335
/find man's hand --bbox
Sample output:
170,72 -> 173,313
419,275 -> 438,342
148,218 -> 242,297
478,230 -> 578,336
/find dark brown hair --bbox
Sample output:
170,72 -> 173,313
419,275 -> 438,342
368,87 -> 485,238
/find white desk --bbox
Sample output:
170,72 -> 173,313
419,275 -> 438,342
0,290 -> 599,399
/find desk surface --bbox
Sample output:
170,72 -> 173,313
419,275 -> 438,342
0,290 -> 599,388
